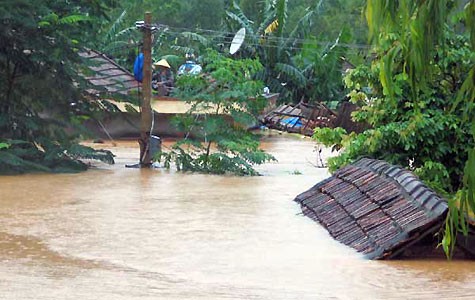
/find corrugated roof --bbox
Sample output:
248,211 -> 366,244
294,158 -> 448,259
79,49 -> 140,96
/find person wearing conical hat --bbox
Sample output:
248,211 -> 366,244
154,59 -> 171,69
152,59 -> 174,96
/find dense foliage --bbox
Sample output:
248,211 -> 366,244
239,0 -> 367,44
155,50 -> 275,175
225,1 -> 345,104
315,30 -> 474,193
100,0 -> 368,105
0,0 -> 116,173
226,0 -> 366,105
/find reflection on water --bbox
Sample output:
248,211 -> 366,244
0,134 -> 474,300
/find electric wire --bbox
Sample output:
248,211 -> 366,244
155,24 -> 372,50
104,23 -> 372,55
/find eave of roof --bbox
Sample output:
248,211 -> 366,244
79,49 -> 140,96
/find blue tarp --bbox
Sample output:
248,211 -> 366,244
133,53 -> 144,82
280,117 -> 303,128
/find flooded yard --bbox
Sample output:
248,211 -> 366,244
0,134 -> 474,299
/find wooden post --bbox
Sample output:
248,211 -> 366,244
139,12 -> 153,167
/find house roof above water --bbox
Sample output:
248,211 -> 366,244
294,158 -> 448,259
79,49 -> 140,96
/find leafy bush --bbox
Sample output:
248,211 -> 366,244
313,30 -> 474,194
155,50 -> 276,175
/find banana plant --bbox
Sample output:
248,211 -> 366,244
226,0 -> 352,104
225,0 -> 314,101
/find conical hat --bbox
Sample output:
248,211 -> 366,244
153,59 -> 171,69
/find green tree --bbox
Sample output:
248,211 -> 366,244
0,0 -> 116,173
156,49 -> 275,175
313,0 -> 475,257
226,0 -> 368,104
98,0 -> 225,65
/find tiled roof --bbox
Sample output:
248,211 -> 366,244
261,102 -> 337,136
79,49 -> 140,96
294,158 -> 448,259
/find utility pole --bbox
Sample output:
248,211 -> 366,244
138,12 -> 153,167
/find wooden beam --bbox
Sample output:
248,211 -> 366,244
139,12 -> 153,167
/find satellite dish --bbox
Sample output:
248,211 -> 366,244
230,28 -> 246,55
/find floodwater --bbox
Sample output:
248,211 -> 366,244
0,134 -> 474,300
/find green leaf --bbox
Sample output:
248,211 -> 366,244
38,21 -> 50,27
59,15 -> 90,25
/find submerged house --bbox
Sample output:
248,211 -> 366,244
78,49 -> 188,138
261,102 -> 337,136
78,50 -> 278,138
261,100 -> 368,136
294,158 -> 449,259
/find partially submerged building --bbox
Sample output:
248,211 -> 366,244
260,102 -> 337,136
78,50 -> 278,138
261,100 -> 368,137
78,49 -> 188,138
294,158 -> 449,259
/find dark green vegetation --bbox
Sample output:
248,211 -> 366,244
0,0 -> 116,173
99,0 -> 367,106
314,0 -> 475,258
156,50 -> 275,175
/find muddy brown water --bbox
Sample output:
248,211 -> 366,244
0,134 -> 474,300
